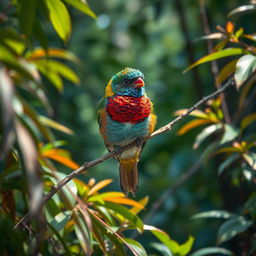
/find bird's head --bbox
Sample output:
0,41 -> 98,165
105,68 -> 145,97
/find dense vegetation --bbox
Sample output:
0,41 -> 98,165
0,0 -> 255,255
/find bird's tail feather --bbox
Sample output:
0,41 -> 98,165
119,158 -> 138,196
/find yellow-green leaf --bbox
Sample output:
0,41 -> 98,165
45,0 -> 71,42
241,113 -> 256,130
216,59 -> 238,85
178,119 -> 212,135
184,48 -> 247,73
39,116 -> 73,135
88,179 -> 113,196
62,0 -> 96,18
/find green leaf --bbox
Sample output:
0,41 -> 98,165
39,116 -> 73,135
35,59 -> 80,84
190,247 -> 234,256
192,210 -> 237,220
193,124 -> 222,149
62,0 -> 96,18
151,243 -> 173,256
218,154 -> 239,175
18,0 -> 37,36
216,59 -> 238,85
228,5 -> 256,18
241,113 -> 256,130
235,55 -> 256,89
179,236 -> 194,256
242,153 -> 256,170
33,20 -> 48,51
49,210 -> 71,233
220,124 -> 239,144
184,48 -> 247,73
217,216 -> 253,244
104,202 -> 144,232
144,225 -> 180,254
45,0 -> 71,42
124,239 -> 147,256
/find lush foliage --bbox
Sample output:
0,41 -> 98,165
0,0 -> 255,255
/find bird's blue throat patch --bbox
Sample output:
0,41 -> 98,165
117,87 -> 145,97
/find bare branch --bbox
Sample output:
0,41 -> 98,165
14,78 -> 234,230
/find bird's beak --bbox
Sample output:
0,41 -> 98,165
133,77 -> 145,88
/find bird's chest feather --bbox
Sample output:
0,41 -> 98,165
106,96 -> 151,124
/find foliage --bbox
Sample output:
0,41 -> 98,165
0,0 -> 256,255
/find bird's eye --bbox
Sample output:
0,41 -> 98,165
123,78 -> 129,85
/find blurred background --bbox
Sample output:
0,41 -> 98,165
46,0 -> 245,250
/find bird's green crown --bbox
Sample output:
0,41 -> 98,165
106,67 -> 145,97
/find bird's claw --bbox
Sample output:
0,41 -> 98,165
135,138 -> 144,148
113,146 -> 122,159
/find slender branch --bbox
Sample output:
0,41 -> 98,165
199,0 -> 231,123
14,78 -> 234,230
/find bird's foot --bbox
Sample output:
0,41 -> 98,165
135,138 -> 144,148
113,146 -> 122,159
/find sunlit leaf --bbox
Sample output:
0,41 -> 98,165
193,124 -> 222,149
33,59 -> 80,84
88,179 -> 113,196
89,192 -> 125,202
179,236 -> 194,256
150,243 -> 172,256
242,153 -> 256,170
130,196 -> 149,215
217,216 -> 253,244
241,113 -> 256,130
190,247 -> 234,256
228,5 -> 256,18
178,119 -> 212,135
27,47 -> 79,63
195,33 -> 224,41
39,116 -> 73,135
43,152 -> 79,170
192,210 -> 237,220
124,238 -> 147,256
184,48 -> 247,73
104,197 -> 144,209
216,59 -> 238,85
104,202 -> 144,232
62,0 -> 96,18
220,124 -> 239,144
235,54 -> 256,89
45,0 -> 71,42
174,109 -> 209,119
49,210 -> 71,233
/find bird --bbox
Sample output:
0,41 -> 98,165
98,67 -> 157,196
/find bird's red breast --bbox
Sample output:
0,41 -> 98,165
106,95 -> 151,123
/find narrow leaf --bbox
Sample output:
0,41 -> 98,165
184,48 -> 246,73
178,119 -> 212,135
104,197 -> 144,209
44,153 -> 79,170
192,210 -> 237,220
235,54 -> 256,89
241,113 -> 256,130
220,124 -> 239,144
49,210 -> 71,233
217,216 -> 253,244
62,0 -> 96,18
124,238 -> 147,256
88,179 -> 113,196
45,0 -> 71,42
179,236 -> 194,256
190,247 -> 234,256
228,5 -> 256,18
39,115 -> 73,135
216,59 -> 238,85
218,154 -> 239,175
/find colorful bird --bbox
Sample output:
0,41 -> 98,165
98,67 -> 156,196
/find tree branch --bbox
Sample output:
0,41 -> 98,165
14,78 -> 234,230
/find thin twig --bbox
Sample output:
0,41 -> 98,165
14,78 -> 234,230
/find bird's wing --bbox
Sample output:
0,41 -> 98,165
98,97 -> 112,151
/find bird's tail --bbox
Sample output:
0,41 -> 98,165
119,158 -> 138,197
